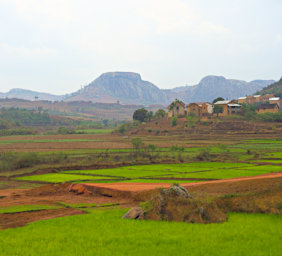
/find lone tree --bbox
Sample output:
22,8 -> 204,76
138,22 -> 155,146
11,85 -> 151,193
213,105 -> 223,117
154,109 -> 166,119
133,108 -> 148,122
212,97 -> 224,104
131,137 -> 144,153
147,111 -> 154,122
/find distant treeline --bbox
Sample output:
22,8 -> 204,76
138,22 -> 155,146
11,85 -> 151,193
0,107 -> 114,136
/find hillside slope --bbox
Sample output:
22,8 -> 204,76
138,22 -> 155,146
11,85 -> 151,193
0,89 -> 64,101
255,77 -> 282,97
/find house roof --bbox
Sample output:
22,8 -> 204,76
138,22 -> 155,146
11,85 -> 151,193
228,104 -> 241,107
214,100 -> 230,105
238,97 -> 246,100
269,97 -> 280,101
257,103 -> 279,109
254,95 -> 261,98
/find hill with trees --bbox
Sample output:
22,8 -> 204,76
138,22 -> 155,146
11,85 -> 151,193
255,77 -> 282,97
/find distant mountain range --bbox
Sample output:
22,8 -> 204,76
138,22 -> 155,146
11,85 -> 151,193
0,88 -> 64,102
0,72 -> 276,105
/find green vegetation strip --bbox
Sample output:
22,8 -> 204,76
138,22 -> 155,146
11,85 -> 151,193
0,205 -> 60,214
16,162 -> 281,183
75,129 -> 113,134
244,139 -> 282,144
16,173 -> 119,183
0,139 -> 103,144
0,210 -> 281,256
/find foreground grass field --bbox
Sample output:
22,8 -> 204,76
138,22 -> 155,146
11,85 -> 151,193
0,209 -> 281,256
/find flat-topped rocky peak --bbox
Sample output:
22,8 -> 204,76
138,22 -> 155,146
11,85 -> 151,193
199,75 -> 227,85
99,72 -> 142,81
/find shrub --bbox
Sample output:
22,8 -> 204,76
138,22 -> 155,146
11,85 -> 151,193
171,116 -> 178,127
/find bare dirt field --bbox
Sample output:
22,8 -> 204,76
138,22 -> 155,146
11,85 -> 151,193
83,172 -> 282,194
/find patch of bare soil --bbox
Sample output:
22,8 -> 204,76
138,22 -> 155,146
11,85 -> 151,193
0,208 -> 84,229
81,172 -> 282,196
0,183 -> 133,209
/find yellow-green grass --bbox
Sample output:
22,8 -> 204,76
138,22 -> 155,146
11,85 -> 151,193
16,173 -> 121,183
0,204 -> 61,214
0,139 -> 103,145
0,209 -> 281,256
16,162 -> 281,184
75,129 -> 113,134
63,163 -> 253,178
244,139 -> 282,144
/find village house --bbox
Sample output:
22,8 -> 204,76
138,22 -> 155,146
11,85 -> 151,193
168,99 -> 186,117
256,103 -> 279,114
237,94 -> 276,105
269,97 -> 281,106
187,102 -> 213,117
253,95 -> 262,103
260,94 -> 275,103
238,97 -> 247,104
214,100 -> 241,116
187,103 -> 201,116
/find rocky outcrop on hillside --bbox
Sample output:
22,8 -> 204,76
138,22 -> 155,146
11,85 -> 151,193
65,72 -> 169,105
166,76 -> 275,103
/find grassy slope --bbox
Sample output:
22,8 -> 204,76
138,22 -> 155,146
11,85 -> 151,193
0,209 -> 281,256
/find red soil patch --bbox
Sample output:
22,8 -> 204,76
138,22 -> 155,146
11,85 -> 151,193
0,208 -> 84,229
84,182 -> 172,192
82,172 -> 282,199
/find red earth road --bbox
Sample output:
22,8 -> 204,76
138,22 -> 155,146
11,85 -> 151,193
84,172 -> 282,192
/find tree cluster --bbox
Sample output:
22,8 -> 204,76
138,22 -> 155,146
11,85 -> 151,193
133,108 -> 166,122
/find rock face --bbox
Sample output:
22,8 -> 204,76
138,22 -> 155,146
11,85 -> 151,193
65,72 -> 169,105
162,184 -> 192,199
166,76 -> 275,103
123,185 -> 227,224
122,207 -> 144,220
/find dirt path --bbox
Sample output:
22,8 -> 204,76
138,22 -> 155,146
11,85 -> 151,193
0,208 -> 84,229
84,172 -> 282,193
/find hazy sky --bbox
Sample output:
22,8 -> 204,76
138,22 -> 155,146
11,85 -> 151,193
0,0 -> 281,94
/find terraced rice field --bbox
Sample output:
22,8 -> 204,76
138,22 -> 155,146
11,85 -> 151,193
16,162 -> 282,184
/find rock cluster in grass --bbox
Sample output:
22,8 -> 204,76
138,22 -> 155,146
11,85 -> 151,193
68,184 -> 92,195
123,184 -> 227,224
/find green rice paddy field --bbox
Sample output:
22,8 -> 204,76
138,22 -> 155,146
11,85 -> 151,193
0,209 -> 281,256
16,162 -> 282,184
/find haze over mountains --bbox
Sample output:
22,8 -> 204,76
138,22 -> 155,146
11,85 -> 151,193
0,72 -> 275,105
